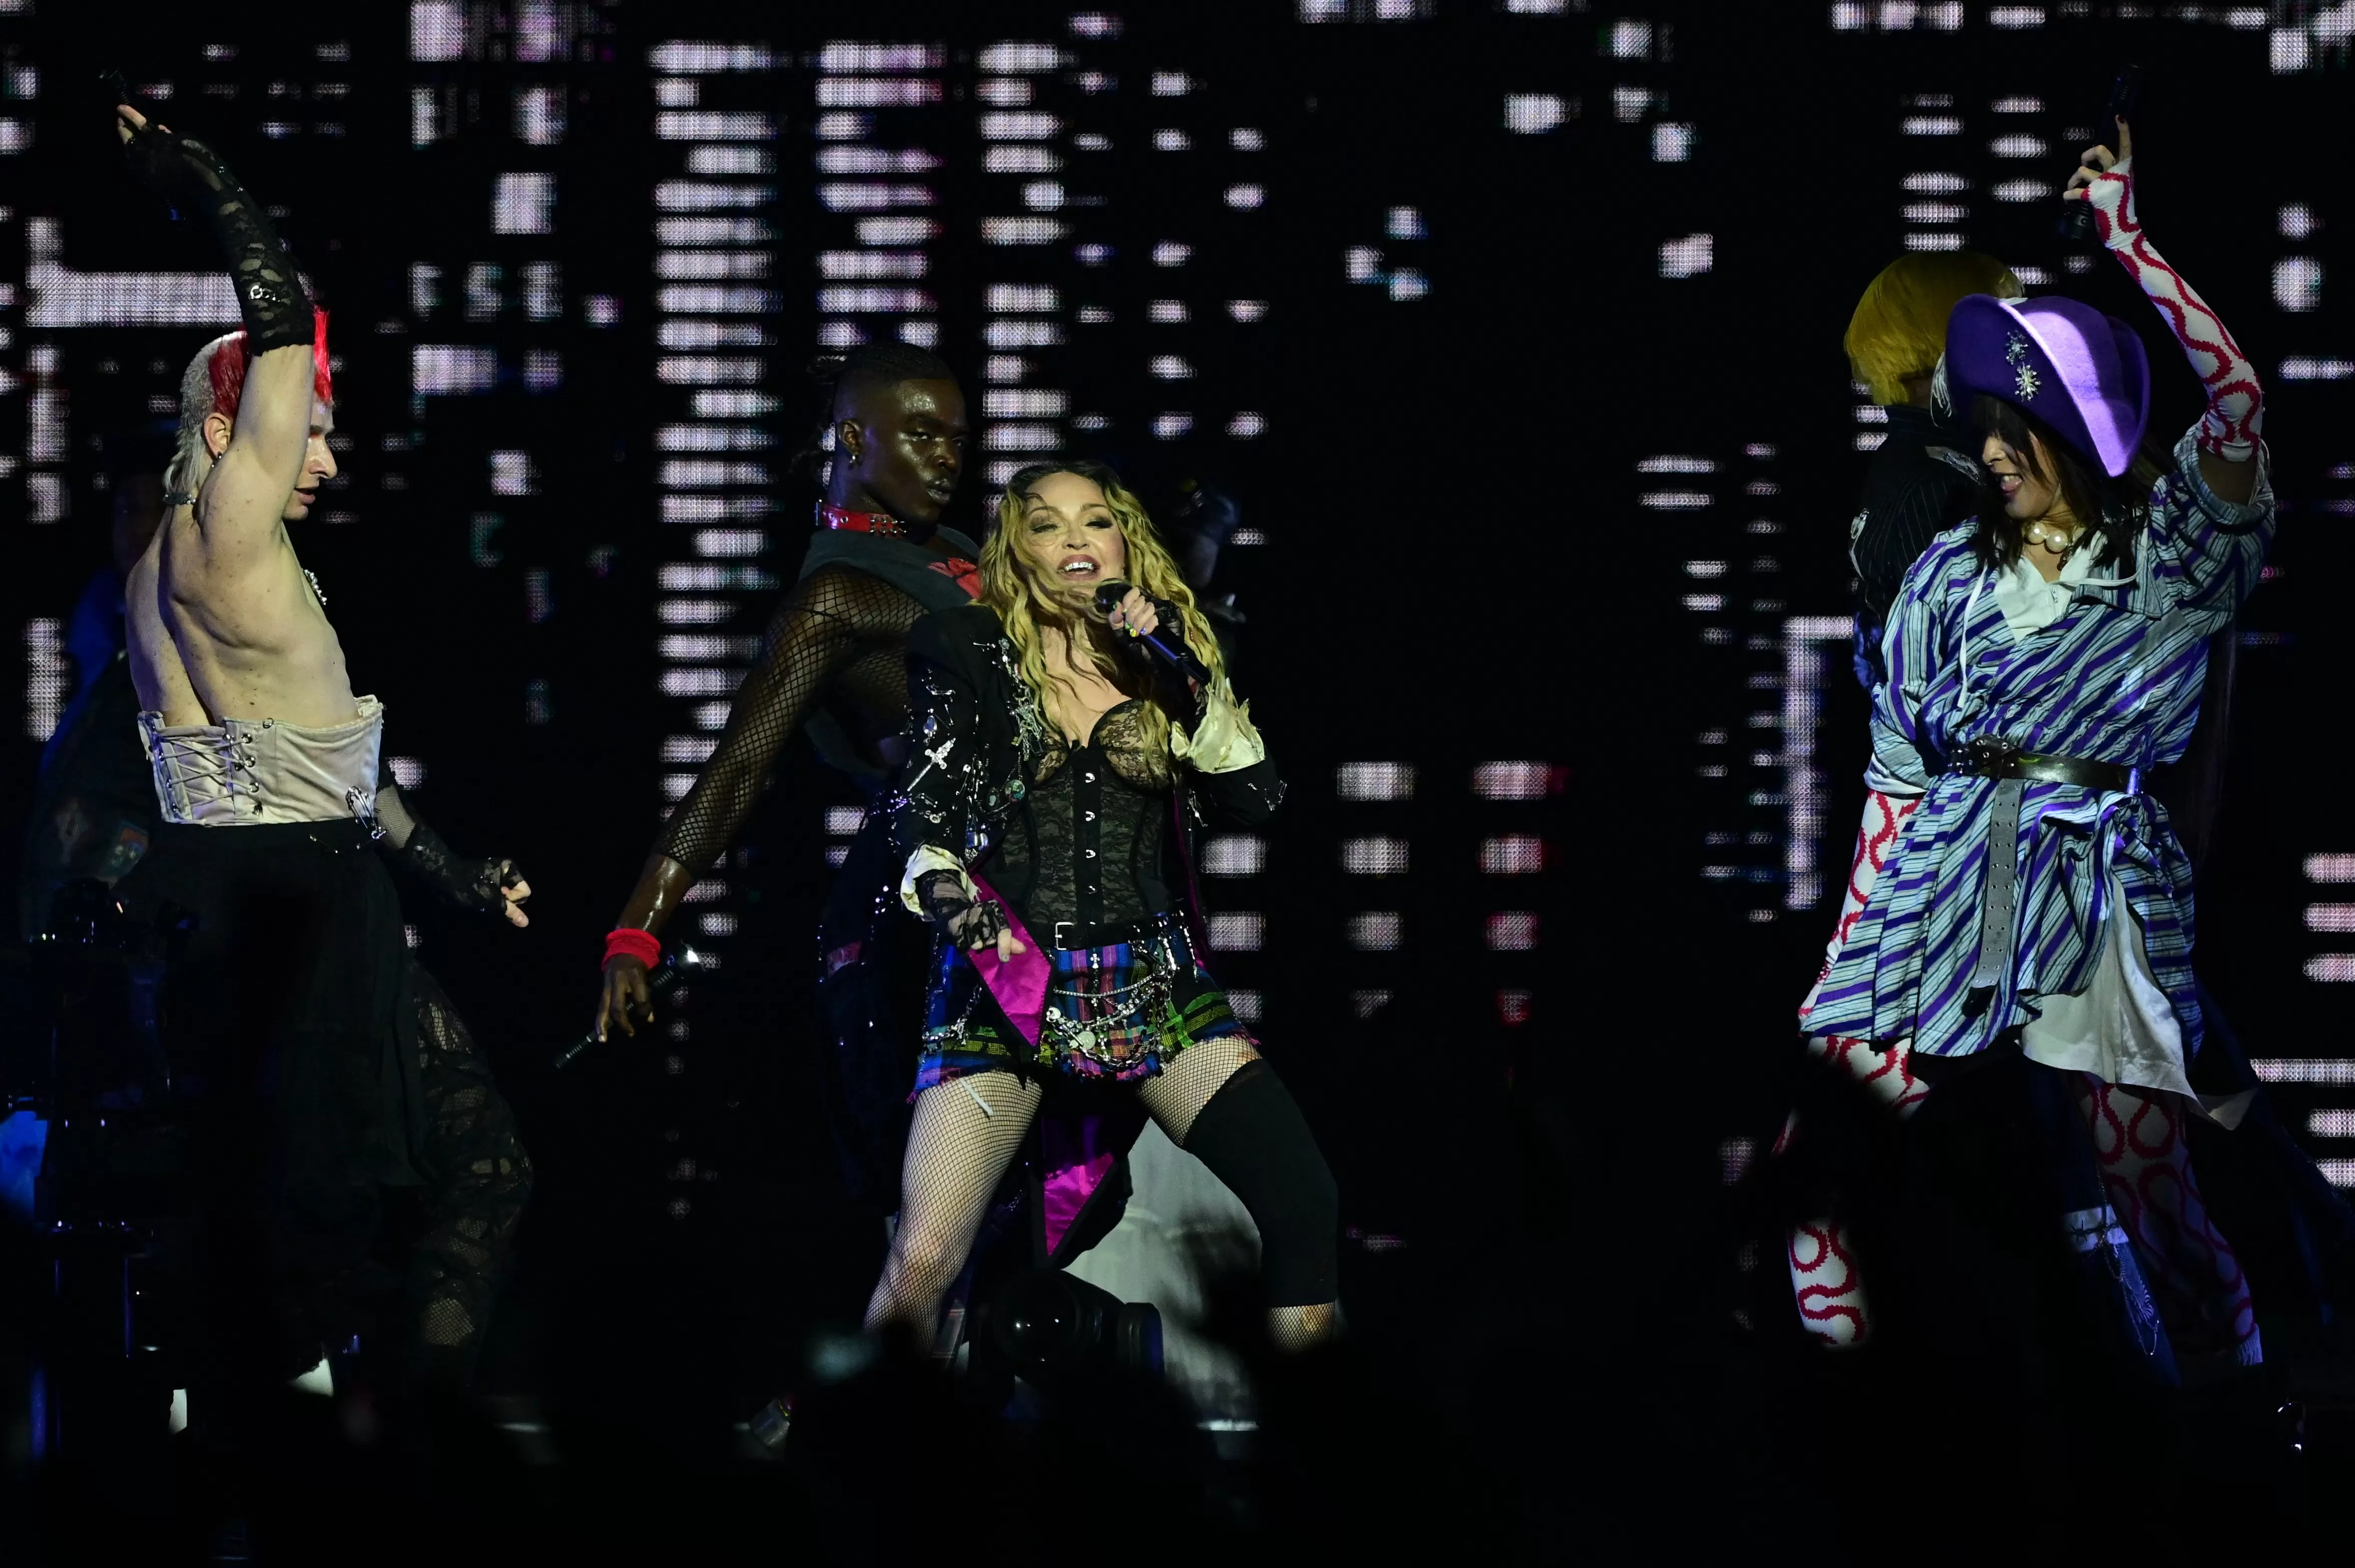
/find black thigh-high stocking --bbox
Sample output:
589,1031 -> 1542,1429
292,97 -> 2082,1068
1137,1043 -> 1341,1351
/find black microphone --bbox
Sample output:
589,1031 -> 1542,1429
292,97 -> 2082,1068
2060,64 -> 2145,246
553,947 -> 710,1071
1092,581 -> 1213,686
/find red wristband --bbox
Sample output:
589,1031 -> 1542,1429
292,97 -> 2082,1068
604,927 -> 662,970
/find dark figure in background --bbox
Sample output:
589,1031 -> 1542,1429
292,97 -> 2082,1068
109,102 -> 531,1408
1841,251 -> 2024,688
1161,476 -> 1247,647
20,464 -> 169,936
592,342 -> 977,1206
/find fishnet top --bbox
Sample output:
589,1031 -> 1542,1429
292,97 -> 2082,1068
990,699 -> 1176,928
659,566 -> 928,876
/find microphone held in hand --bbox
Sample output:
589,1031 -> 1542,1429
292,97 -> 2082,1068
2061,63 -> 2145,245
555,947 -> 712,1071
1092,580 -> 1213,686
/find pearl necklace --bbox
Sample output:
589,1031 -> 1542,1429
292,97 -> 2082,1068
2024,517 -> 2083,555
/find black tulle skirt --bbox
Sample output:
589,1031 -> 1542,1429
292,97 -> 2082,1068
127,820 -> 429,1376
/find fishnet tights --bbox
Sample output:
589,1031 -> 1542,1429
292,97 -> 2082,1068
660,567 -> 929,876
867,1070 -> 1044,1339
869,1040 -> 1341,1353
1267,1303 -> 1339,1354
408,961 -> 531,1384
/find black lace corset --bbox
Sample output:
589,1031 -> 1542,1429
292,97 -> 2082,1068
988,699 -> 1175,929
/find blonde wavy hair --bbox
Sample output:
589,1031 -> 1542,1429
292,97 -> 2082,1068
1845,250 -> 2022,405
980,460 -> 1225,759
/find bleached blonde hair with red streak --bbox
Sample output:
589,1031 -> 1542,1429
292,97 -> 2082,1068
164,309 -> 334,497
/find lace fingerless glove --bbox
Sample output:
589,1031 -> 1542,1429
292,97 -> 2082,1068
122,121 -> 314,353
397,824 -> 522,915
914,868 -> 1008,950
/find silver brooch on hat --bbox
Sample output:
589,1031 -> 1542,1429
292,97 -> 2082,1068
2003,332 -> 2040,398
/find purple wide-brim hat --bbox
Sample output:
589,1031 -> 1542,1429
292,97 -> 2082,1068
1945,294 -> 2150,478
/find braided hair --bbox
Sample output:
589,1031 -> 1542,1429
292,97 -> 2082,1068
791,340 -> 957,479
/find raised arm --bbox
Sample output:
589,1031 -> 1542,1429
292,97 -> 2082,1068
116,103 -> 320,575
594,568 -> 873,1038
1106,588 -> 1283,827
2068,118 -> 2263,503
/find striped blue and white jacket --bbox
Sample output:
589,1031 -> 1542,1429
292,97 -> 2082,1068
1807,425 -> 2275,1061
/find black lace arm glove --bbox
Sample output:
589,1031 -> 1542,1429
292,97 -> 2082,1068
913,867 -> 1008,951
397,823 -> 525,915
119,112 -> 313,352
371,763 -> 524,915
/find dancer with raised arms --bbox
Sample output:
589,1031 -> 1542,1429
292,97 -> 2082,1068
1807,119 -> 2274,1383
112,96 -> 530,1410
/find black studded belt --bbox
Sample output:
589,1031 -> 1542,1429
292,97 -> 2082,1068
1942,735 -> 2135,794
1048,912 -> 1185,951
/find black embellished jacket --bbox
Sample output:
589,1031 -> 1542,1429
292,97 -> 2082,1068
883,603 -> 1284,936
1849,402 -> 1986,685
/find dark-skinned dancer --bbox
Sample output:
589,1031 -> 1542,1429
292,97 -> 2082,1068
108,101 -> 531,1425
593,343 -> 979,1205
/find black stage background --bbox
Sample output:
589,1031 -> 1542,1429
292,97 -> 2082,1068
3,0 -> 2350,1543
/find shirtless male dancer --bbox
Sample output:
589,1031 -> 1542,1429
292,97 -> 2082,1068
113,101 -> 530,1404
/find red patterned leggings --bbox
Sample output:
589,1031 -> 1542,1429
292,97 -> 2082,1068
2072,1075 -> 2257,1362
1785,1050 -> 2259,1366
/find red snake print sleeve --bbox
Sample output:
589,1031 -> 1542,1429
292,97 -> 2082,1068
2081,158 -> 2263,463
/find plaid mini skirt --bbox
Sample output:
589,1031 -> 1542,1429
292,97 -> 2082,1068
913,916 -> 1248,1095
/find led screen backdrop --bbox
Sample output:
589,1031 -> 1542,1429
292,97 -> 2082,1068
2,5 -> 2347,1286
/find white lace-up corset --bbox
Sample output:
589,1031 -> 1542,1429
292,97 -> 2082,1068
141,695 -> 384,827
